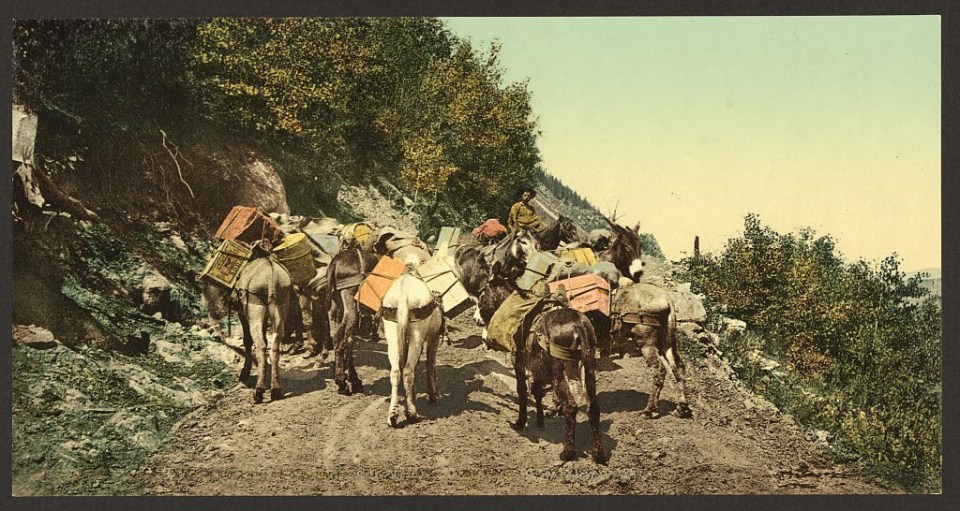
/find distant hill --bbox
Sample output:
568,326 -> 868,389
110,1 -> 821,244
535,172 -> 665,260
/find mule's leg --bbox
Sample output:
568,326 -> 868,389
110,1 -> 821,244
402,356 -> 419,422
511,350 -> 528,431
641,344 -> 665,419
331,291 -> 352,395
583,354 -> 606,463
425,324 -> 441,405
530,352 -> 549,428
343,304 -> 363,394
248,304 -> 268,404
269,315 -> 285,401
312,296 -> 332,362
239,313 -> 254,384
384,319 -> 403,427
553,359 -> 578,462
663,347 -> 692,418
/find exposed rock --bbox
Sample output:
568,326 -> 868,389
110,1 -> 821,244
140,274 -> 172,317
747,350 -> 781,372
237,158 -> 290,215
12,324 -> 59,349
721,317 -> 748,333
669,290 -> 707,324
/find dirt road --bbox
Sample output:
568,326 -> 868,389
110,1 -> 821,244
138,311 -> 890,496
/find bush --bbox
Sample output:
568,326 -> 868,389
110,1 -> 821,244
677,214 -> 941,491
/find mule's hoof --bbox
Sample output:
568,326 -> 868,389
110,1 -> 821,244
270,388 -> 283,401
510,420 -> 526,431
253,389 -> 265,404
350,381 -> 364,394
674,404 -> 693,418
559,450 -> 577,462
639,409 -> 658,420
405,413 -> 420,424
388,415 -> 400,428
337,386 -> 352,396
593,450 -> 608,465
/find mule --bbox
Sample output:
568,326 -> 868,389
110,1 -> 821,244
598,219 -> 692,418
380,264 -> 444,427
483,230 -> 540,280
325,249 -> 381,395
535,215 -> 582,251
477,283 -> 606,463
200,254 -> 292,403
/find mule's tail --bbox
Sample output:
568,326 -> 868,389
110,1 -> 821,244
395,279 -> 411,371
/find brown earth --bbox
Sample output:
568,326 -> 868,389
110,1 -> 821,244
138,312 -> 891,496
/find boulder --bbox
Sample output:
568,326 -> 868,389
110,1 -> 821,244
670,290 -> 707,324
12,324 -> 59,349
721,316 -> 748,333
139,274 -> 172,318
237,158 -> 290,215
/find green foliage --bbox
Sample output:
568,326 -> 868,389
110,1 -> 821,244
677,214 -> 942,491
14,18 -> 544,226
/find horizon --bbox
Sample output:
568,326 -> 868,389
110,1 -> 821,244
443,16 -> 941,273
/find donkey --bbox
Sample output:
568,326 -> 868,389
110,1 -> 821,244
455,230 -> 539,300
477,283 -> 606,464
535,215 -> 582,251
200,253 -> 292,403
599,220 -> 692,419
325,249 -> 381,395
380,257 -> 444,427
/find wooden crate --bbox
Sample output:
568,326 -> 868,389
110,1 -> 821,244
355,256 -> 406,312
416,254 -> 472,319
215,206 -> 283,246
434,226 -> 462,252
200,239 -> 253,288
558,247 -> 598,266
517,251 -> 560,291
548,273 -> 611,316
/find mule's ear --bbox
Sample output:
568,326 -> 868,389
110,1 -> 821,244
633,223 -> 640,233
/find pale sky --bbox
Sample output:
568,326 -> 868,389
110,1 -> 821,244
443,16 -> 941,272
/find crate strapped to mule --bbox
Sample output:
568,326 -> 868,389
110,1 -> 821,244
215,206 -> 284,247
355,255 -> 406,312
548,273 -> 611,316
434,226 -> 462,252
272,232 -> 317,287
517,251 -> 561,291
415,254 -> 473,319
557,247 -> 598,266
199,239 -> 254,288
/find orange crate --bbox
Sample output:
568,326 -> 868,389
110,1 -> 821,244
548,273 -> 611,316
215,206 -> 284,246
355,256 -> 406,312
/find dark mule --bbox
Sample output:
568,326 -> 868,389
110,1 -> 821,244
535,215 -> 582,251
484,230 -> 540,280
454,244 -> 492,299
477,284 -> 606,464
599,219 -> 692,419
325,249 -> 381,395
597,219 -> 645,283
454,230 -> 539,300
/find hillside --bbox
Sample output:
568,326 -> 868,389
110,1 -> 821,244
11,146 -> 891,495
10,17 -> 906,497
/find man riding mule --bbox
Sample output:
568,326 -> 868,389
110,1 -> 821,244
507,187 -> 545,234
